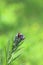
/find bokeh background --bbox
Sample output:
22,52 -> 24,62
0,0 -> 43,65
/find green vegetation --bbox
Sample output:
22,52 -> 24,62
0,0 -> 43,65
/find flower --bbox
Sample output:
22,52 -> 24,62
12,33 -> 25,49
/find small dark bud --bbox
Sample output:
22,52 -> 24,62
12,33 -> 25,50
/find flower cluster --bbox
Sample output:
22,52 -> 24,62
12,33 -> 25,50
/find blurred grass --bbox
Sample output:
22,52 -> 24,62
0,0 -> 43,65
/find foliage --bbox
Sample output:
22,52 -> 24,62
0,33 -> 25,65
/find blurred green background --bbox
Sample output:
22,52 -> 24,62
0,0 -> 43,65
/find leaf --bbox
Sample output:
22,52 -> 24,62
8,54 -> 21,65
